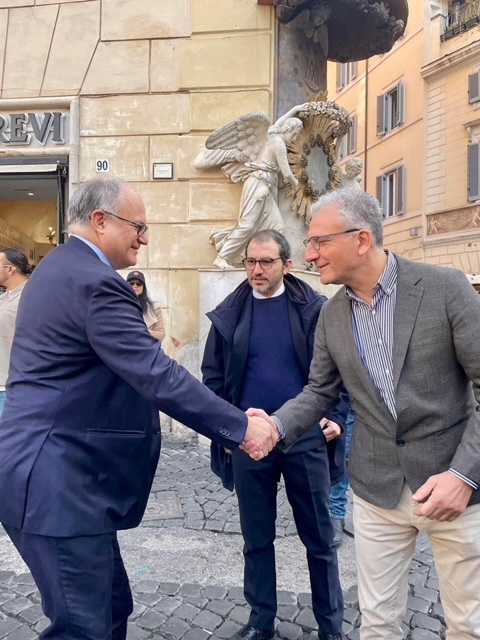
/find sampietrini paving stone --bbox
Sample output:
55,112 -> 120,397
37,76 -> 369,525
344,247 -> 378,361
0,438 -> 446,639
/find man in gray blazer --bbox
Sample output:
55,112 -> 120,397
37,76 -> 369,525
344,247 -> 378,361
248,188 -> 480,639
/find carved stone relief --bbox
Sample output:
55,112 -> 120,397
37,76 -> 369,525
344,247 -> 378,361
427,205 -> 480,235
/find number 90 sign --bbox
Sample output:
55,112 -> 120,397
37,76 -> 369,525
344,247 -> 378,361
96,159 -> 110,173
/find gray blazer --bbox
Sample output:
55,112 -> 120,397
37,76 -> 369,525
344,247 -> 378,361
276,255 -> 480,508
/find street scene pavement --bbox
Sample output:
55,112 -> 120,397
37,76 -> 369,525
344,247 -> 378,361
0,436 -> 446,640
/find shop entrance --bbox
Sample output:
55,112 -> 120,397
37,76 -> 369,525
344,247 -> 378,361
0,157 -> 68,264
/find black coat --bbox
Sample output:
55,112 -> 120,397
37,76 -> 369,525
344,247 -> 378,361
202,273 -> 350,490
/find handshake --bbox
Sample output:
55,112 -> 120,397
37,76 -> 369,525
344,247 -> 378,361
240,409 -> 281,460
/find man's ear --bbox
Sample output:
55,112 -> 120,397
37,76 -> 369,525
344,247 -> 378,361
283,259 -> 293,274
90,209 -> 107,234
357,229 -> 373,256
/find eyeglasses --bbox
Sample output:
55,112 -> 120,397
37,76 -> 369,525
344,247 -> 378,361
100,210 -> 148,237
0,264 -> 13,269
303,229 -> 360,251
129,281 -> 143,286
242,257 -> 283,270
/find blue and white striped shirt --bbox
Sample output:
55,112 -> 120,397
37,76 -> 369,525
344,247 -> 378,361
347,251 -> 397,419
346,251 -> 477,490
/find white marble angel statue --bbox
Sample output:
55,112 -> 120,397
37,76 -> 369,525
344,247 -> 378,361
194,104 -> 308,269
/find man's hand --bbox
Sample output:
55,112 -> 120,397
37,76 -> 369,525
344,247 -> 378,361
411,471 -> 474,521
240,411 -> 279,460
320,418 -> 342,442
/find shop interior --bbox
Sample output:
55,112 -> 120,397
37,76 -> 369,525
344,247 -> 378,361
0,163 -> 67,265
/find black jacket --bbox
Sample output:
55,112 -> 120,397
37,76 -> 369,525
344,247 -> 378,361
202,273 -> 350,490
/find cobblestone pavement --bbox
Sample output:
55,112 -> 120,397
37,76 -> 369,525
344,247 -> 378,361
0,438 -> 447,640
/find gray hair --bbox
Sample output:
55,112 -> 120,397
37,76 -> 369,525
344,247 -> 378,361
311,189 -> 384,247
67,179 -> 128,228
247,229 -> 291,262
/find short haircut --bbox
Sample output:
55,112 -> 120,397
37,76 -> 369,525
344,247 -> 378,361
246,229 -> 291,262
67,179 -> 128,227
311,189 -> 384,247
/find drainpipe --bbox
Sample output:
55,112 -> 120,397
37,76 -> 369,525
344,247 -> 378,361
364,58 -> 369,190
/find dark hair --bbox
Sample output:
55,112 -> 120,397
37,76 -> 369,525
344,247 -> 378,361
1,248 -> 34,275
131,280 -> 154,315
246,229 -> 291,262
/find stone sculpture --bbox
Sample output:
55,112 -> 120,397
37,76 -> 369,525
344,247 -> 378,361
339,157 -> 363,190
194,104 -> 308,269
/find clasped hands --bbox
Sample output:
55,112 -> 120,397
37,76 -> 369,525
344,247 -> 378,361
239,408 -> 279,460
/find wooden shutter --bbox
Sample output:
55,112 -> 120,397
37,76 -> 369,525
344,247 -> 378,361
351,62 -> 358,81
377,95 -> 386,136
376,175 -> 385,216
468,143 -> 480,201
349,115 -> 357,154
395,165 -> 405,215
336,64 -> 343,91
397,80 -> 405,126
468,71 -> 480,104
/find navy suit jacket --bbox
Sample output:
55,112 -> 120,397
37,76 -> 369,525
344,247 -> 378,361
0,237 -> 248,536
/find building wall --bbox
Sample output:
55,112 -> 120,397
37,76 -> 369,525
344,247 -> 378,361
0,0 -> 275,354
327,0 -> 480,275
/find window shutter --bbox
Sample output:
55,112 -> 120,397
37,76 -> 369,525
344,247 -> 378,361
376,175 -> 385,216
349,115 -> 357,154
377,95 -> 386,136
397,80 -> 405,125
336,64 -> 343,91
396,165 -> 405,215
351,61 -> 358,80
468,143 -> 480,201
468,71 -> 480,104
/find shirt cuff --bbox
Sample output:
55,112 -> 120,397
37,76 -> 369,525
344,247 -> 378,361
271,415 -> 286,440
448,468 -> 479,490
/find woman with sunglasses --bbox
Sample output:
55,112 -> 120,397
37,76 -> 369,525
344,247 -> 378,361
126,270 -> 166,342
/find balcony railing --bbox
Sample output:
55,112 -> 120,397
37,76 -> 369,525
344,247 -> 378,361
441,0 -> 480,40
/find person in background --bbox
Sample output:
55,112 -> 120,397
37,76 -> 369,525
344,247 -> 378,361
0,248 -> 34,416
329,408 -> 355,546
126,270 -> 180,347
126,270 -> 165,341
202,229 -> 350,640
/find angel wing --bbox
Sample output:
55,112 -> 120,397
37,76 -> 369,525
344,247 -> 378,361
194,112 -> 271,175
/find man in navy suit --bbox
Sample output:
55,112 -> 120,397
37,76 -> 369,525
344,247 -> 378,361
0,179 -> 278,640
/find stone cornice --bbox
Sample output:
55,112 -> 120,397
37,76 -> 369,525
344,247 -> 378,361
421,38 -> 480,79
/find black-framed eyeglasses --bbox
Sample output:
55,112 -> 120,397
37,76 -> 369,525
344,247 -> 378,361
242,257 -> 283,270
303,229 -> 360,251
129,280 -> 144,287
100,210 -> 148,237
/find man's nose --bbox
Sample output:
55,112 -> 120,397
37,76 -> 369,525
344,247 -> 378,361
252,261 -> 264,274
304,243 -> 318,263
139,231 -> 148,246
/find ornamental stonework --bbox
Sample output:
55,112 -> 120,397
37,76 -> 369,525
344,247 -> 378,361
427,206 -> 480,235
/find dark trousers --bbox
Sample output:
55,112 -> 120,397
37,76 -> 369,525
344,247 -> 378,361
4,525 -> 133,640
232,446 -> 344,634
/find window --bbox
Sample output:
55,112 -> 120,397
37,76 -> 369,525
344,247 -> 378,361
336,62 -> 358,91
376,166 -> 405,218
468,71 -> 480,104
377,81 -> 405,135
339,114 -> 358,161
468,143 -> 480,201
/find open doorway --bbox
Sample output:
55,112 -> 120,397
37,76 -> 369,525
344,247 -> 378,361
0,157 -> 68,265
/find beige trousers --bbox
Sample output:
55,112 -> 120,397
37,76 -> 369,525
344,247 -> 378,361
353,485 -> 480,640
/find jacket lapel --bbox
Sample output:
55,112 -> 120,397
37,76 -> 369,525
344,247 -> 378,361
392,257 -> 424,390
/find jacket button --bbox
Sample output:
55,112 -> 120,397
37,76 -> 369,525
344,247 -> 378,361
396,439 -> 405,447
219,427 -> 231,437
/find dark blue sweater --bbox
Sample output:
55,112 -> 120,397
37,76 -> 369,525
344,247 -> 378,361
239,293 -> 305,414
